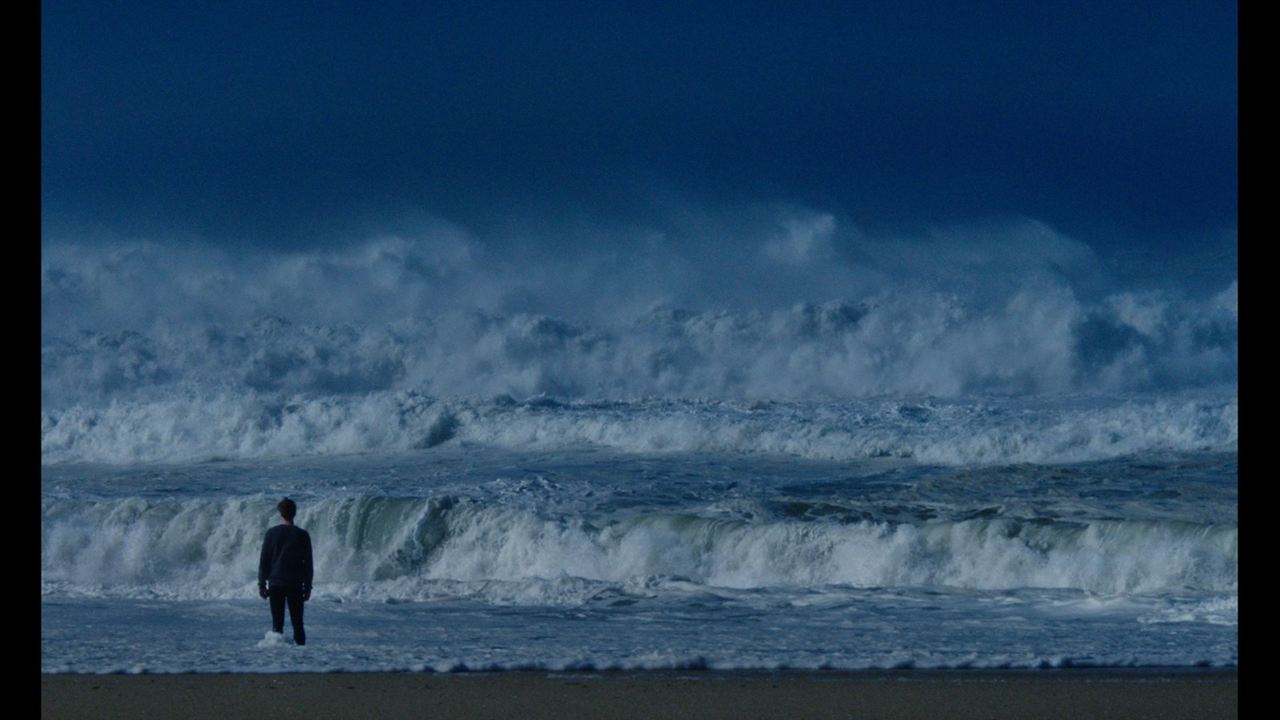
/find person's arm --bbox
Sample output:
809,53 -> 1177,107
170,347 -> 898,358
301,532 -> 314,601
258,531 -> 272,598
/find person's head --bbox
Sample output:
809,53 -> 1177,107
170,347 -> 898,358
278,497 -> 297,522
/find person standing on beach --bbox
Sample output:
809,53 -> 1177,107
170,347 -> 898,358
258,497 -> 314,645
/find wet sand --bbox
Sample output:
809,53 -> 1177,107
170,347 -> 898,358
41,669 -> 1237,720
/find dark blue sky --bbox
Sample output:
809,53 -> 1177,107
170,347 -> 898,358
42,1 -> 1235,255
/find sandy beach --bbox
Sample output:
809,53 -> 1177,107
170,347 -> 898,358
41,669 -> 1237,720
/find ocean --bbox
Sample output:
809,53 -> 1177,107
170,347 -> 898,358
40,241 -> 1237,673
41,395 -> 1236,673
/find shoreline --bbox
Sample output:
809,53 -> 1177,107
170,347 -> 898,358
42,668 -> 1238,720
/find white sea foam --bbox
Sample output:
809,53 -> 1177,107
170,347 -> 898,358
40,391 -> 1236,465
41,288 -> 1237,407
39,224 -> 1239,674
41,228 -> 1236,464
40,495 -> 1237,602
42,226 -> 1236,405
255,630 -> 296,649
1139,596 -> 1238,626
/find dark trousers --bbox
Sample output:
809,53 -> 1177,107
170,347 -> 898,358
268,585 -> 306,645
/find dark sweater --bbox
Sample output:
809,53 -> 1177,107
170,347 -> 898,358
258,524 -> 314,591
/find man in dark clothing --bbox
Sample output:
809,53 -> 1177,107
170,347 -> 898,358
258,497 -> 314,645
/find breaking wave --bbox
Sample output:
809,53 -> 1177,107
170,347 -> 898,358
41,231 -> 1237,464
41,495 -> 1237,602
40,392 -> 1236,465
42,289 -> 1237,406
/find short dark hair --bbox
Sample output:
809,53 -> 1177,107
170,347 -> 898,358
278,497 -> 297,520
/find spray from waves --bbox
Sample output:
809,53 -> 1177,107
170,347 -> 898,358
40,392 -> 1236,465
41,285 -> 1238,408
41,223 -> 1238,407
41,224 -> 1236,464
41,495 -> 1238,602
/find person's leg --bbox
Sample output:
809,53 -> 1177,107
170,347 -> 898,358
286,589 -> 306,645
268,587 -> 286,634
